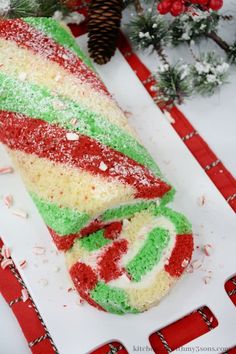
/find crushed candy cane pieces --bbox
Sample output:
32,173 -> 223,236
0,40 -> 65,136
203,244 -> 213,256
203,275 -> 212,284
191,259 -> 203,270
0,166 -> 13,175
12,208 -> 28,219
21,289 -> 29,302
53,266 -> 60,273
181,258 -> 189,268
70,118 -> 78,126
4,195 -> 13,208
19,260 -> 27,269
66,132 -> 79,141
198,195 -> 206,206
38,278 -> 48,287
33,246 -> 46,255
1,258 -> 13,269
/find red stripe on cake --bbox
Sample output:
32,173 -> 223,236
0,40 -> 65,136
165,234 -> 194,277
70,262 -> 105,311
48,227 -> 79,251
0,111 -> 171,199
104,222 -> 122,240
98,239 -> 128,282
48,221 -> 122,251
80,220 -> 105,237
0,19 -> 108,95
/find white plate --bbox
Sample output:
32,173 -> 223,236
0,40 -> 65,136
0,35 -> 236,354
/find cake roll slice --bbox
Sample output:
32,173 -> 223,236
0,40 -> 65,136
66,207 -> 193,314
0,18 -> 174,250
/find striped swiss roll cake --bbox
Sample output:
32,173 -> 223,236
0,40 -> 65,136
66,206 -> 194,314
0,18 -> 174,250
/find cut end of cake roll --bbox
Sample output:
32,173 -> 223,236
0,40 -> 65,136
0,17 -> 174,250
66,207 -> 194,314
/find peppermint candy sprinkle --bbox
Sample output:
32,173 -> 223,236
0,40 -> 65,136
4,195 -> 13,208
19,260 -> 27,269
66,132 -> 80,141
99,161 -> 108,171
33,246 -> 46,255
0,166 -> 13,175
12,208 -> 28,219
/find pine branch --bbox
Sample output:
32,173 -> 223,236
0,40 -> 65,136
134,0 -> 144,15
220,14 -> 233,21
153,43 -> 169,66
128,11 -> 170,65
207,31 -> 230,53
153,62 -> 192,106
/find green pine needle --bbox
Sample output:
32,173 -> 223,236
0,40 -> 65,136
7,0 -> 39,18
153,62 -> 192,106
128,11 -> 170,51
2,0 -> 69,18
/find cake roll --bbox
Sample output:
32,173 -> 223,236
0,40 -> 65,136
0,18 -> 174,250
66,207 -> 194,314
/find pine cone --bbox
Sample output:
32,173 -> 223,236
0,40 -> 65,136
88,0 -> 123,65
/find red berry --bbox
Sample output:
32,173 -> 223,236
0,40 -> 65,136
157,0 -> 173,14
196,0 -> 209,4
208,0 -> 223,10
170,0 -> 185,16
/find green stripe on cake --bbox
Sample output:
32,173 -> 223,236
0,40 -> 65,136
0,73 -> 164,179
126,227 -> 170,282
31,193 -> 90,235
24,17 -> 94,70
90,282 -> 139,315
159,188 -> 176,206
153,207 -> 192,234
101,201 -> 155,222
79,230 -> 111,251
